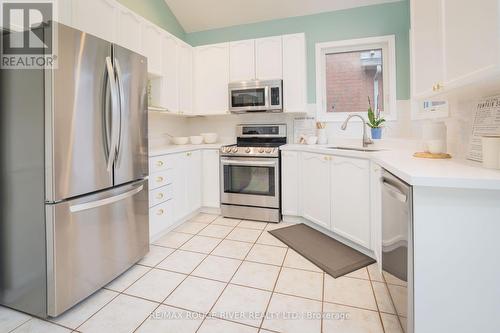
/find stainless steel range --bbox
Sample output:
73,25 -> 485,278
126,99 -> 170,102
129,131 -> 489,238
220,124 -> 287,223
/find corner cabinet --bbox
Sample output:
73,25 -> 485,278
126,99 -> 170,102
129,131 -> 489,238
330,156 -> 371,248
300,152 -> 331,229
283,150 -> 374,252
194,43 -> 230,115
411,0 -> 500,99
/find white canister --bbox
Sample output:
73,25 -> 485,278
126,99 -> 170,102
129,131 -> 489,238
317,128 -> 327,145
482,136 -> 500,169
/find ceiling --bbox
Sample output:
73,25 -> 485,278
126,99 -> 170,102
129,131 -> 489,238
164,0 -> 402,33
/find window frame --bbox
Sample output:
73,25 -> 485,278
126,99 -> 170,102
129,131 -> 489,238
315,35 -> 397,122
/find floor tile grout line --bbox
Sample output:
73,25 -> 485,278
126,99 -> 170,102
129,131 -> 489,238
381,271 -> 406,332
257,245 -> 289,331
132,217 -> 239,333
194,222 -> 268,332
7,317 -> 34,333
367,268 -> 387,333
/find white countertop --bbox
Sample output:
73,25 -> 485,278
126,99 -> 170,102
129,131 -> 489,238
149,143 -> 226,157
281,144 -> 500,190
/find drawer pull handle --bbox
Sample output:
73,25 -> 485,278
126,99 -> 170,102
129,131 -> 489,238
156,209 -> 164,215
156,193 -> 164,199
156,176 -> 164,183
156,160 -> 164,167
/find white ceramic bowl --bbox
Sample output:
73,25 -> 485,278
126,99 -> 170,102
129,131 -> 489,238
172,137 -> 189,145
201,132 -> 218,144
190,136 -> 204,145
306,136 -> 318,145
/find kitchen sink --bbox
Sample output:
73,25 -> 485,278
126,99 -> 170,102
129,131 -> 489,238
326,146 -> 385,152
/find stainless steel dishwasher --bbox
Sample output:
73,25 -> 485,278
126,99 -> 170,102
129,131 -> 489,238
381,170 -> 413,333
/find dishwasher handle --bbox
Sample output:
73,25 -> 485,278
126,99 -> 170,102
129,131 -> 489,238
381,178 -> 408,203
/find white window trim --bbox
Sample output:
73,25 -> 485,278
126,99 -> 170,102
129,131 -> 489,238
315,35 -> 397,122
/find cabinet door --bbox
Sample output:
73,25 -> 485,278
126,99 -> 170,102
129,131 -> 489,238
142,23 -> 163,76
330,156 -> 371,248
301,153 -> 330,229
194,43 -> 230,114
410,0 -> 444,98
282,33 -> 307,112
202,150 -> 220,208
58,0 -> 72,26
161,34 -> 179,113
255,36 -> 283,80
72,0 -> 116,42
149,199 -> 173,240
178,43 -> 193,114
281,151 -> 299,216
443,0 -> 500,87
229,39 -> 256,82
186,151 -> 202,212
172,153 -> 188,222
116,6 -> 143,54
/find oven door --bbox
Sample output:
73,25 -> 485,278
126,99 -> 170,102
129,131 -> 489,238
220,157 -> 279,208
229,86 -> 269,112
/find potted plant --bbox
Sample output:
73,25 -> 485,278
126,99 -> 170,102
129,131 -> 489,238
367,96 -> 385,139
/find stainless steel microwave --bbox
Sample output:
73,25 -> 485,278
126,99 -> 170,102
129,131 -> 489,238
228,80 -> 283,113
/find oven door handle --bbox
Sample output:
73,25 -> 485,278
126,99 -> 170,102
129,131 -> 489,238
221,159 -> 277,167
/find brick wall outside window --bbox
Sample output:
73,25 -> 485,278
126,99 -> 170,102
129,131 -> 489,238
325,50 -> 384,113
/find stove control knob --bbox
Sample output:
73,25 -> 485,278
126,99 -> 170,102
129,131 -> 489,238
231,147 -> 238,153
258,148 -> 265,153
265,148 -> 272,153
245,148 -> 251,153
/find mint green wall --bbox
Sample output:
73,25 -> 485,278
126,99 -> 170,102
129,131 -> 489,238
116,0 -> 185,40
186,1 -> 410,102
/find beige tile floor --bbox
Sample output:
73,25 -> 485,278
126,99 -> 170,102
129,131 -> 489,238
0,213 -> 406,333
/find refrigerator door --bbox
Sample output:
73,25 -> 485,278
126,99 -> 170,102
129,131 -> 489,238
46,179 -> 149,317
46,24 -> 114,202
113,45 -> 149,186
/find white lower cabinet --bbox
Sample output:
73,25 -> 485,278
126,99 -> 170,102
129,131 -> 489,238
330,156 -> 371,248
300,152 -> 331,229
149,149 -> 218,240
285,150 -> 374,251
202,150 -> 220,208
281,151 -> 299,216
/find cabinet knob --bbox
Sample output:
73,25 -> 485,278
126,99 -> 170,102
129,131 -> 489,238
156,193 -> 164,199
187,152 -> 192,156
323,156 -> 331,161
156,176 -> 164,183
156,209 -> 164,215
156,160 -> 164,167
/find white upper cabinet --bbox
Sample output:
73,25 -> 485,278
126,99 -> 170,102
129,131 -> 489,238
72,0 -> 117,42
194,43 -> 230,115
300,152 -> 331,229
410,0 -> 444,98
411,0 -> 500,98
229,39 -> 256,82
281,151 -> 299,216
282,33 -> 307,113
161,34 -> 179,113
442,0 -> 500,87
178,42 -> 193,114
142,23 -> 163,76
330,156 -> 371,248
116,6 -> 143,54
255,36 -> 283,80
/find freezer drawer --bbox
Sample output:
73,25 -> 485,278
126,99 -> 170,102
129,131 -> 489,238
46,180 -> 149,317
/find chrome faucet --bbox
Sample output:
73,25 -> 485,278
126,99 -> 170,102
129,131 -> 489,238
341,115 -> 373,147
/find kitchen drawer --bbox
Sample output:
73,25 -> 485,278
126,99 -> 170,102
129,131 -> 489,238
149,199 -> 173,239
150,155 -> 174,173
149,169 -> 173,190
149,184 -> 173,207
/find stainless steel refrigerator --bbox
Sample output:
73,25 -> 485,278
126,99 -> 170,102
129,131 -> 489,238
0,23 -> 149,318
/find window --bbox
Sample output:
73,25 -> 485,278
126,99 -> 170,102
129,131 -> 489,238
316,36 -> 397,122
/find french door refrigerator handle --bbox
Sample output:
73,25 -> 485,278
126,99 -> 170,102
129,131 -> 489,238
105,56 -> 119,172
69,184 -> 144,213
114,58 -> 124,166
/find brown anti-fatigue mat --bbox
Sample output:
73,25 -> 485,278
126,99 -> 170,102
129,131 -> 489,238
269,223 -> 375,278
